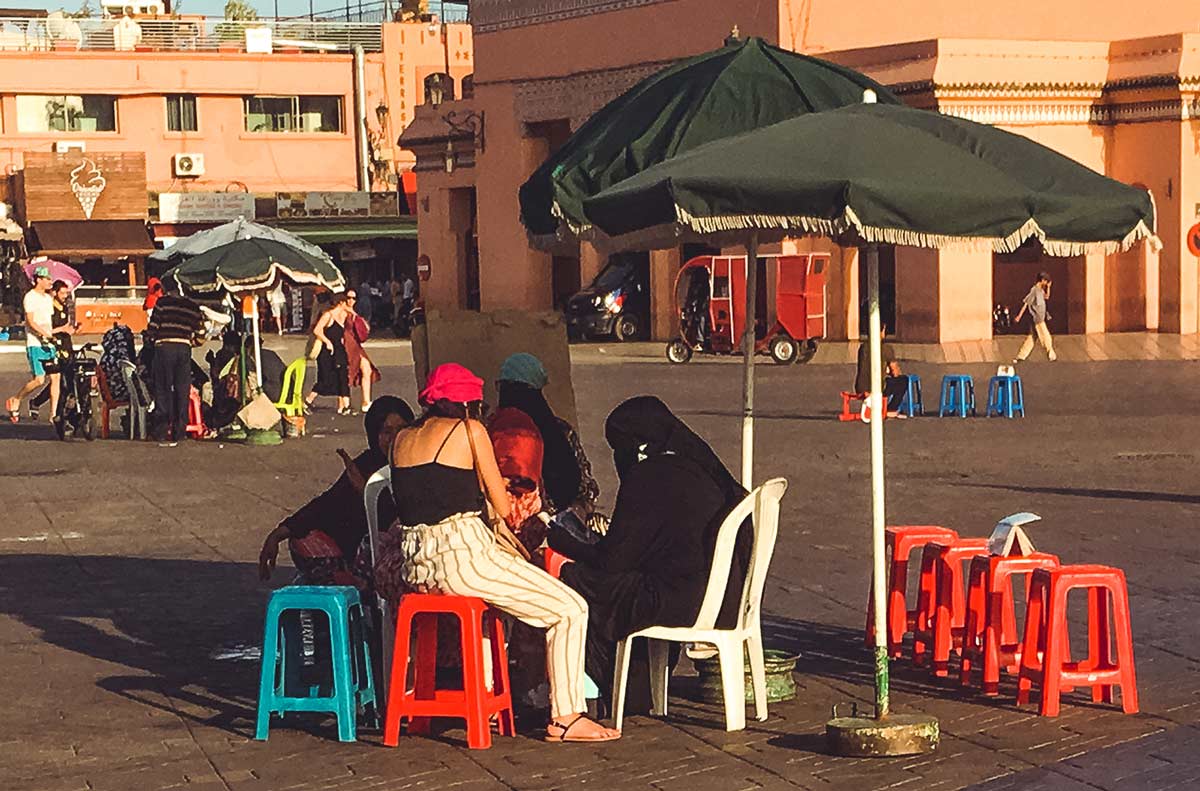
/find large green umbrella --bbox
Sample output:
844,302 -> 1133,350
582,102 -> 1155,252
518,35 -> 900,245
583,96 -> 1156,737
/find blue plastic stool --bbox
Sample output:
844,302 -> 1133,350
986,375 -> 1025,418
256,585 -> 377,742
896,375 -> 924,417
938,375 -> 976,417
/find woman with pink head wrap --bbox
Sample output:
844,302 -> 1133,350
371,363 -> 619,743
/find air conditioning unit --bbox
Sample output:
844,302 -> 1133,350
53,141 -> 86,153
172,152 -> 205,177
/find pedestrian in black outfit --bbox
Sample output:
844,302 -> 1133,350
549,396 -> 752,714
146,292 -> 204,443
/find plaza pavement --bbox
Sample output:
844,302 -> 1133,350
1,344 -> 1198,791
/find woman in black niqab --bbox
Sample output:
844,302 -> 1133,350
552,396 -> 753,708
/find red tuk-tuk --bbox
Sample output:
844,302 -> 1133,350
666,253 -> 828,365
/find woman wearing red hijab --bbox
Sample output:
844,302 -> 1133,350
372,363 -> 619,743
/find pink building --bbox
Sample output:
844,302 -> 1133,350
403,0 -> 1200,342
0,14 -> 472,327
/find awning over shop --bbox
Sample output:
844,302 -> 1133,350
268,218 -> 418,245
28,220 -> 156,258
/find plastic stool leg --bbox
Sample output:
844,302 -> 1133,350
350,604 -> 378,727
383,608 -> 413,747
407,612 -> 438,737
488,614 -> 515,737
1038,584 -> 1069,717
1017,577 -> 1047,707
256,603 -> 282,740
326,605 -> 357,742
1110,582 -> 1139,714
459,608 -> 492,749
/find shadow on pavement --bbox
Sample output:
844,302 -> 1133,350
0,553 -> 267,737
953,481 -> 1200,505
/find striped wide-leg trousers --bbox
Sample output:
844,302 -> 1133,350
382,512 -> 589,718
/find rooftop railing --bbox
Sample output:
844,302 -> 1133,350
0,16 -> 389,53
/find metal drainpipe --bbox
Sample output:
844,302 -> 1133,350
352,44 -> 370,192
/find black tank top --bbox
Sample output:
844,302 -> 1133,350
391,421 -> 484,525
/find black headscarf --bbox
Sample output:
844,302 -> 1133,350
363,395 -> 415,465
605,395 -> 744,504
498,380 -> 581,510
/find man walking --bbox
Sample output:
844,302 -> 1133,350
1013,271 -> 1057,362
6,266 -> 66,424
146,290 -> 204,443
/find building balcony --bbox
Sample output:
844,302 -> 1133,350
0,15 -> 385,54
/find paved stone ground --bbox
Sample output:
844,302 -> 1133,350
1,347 -> 1198,791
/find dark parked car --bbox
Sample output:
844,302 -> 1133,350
564,254 -> 650,341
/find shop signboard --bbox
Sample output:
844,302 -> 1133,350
159,192 -> 256,223
21,151 -> 147,221
274,191 -> 400,218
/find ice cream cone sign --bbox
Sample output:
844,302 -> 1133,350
69,158 -> 107,219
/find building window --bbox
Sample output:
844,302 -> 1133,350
243,96 -> 342,133
16,95 -> 117,133
166,95 -> 198,132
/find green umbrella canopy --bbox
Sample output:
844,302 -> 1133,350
582,103 -> 1156,256
163,237 -> 346,295
518,35 -> 900,245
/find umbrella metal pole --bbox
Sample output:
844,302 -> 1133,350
741,232 -> 759,489
824,248 -> 937,757
252,298 -> 264,391
865,245 -> 889,718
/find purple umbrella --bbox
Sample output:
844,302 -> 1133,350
23,257 -> 83,291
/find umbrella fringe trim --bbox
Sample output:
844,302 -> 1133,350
171,260 -> 346,295
673,205 -> 1158,257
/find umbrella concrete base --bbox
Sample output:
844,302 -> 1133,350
242,428 -> 283,446
825,712 -> 939,757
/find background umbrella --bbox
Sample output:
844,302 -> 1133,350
163,237 -> 345,393
519,34 -> 900,246
163,237 -> 344,296
148,217 -> 328,268
583,94 -> 1156,744
24,257 -> 83,291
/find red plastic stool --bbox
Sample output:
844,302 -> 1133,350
911,537 -> 990,675
960,552 -> 1060,695
383,594 -> 514,749
185,387 -> 206,438
865,525 -> 959,657
1017,565 -> 1138,716
839,391 -> 889,423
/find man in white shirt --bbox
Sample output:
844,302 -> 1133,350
6,265 -> 71,424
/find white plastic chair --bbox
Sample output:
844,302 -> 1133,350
612,477 -> 788,732
363,466 -> 394,700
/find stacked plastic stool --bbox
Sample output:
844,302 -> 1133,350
911,537 -> 990,675
896,375 -> 924,417
185,387 -> 206,438
938,375 -> 976,417
256,585 -> 377,742
865,525 -> 959,658
384,593 -> 515,750
1017,565 -> 1138,716
986,374 -> 1025,418
959,552 -> 1060,695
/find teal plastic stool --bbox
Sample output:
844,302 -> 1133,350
256,585 -> 377,742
